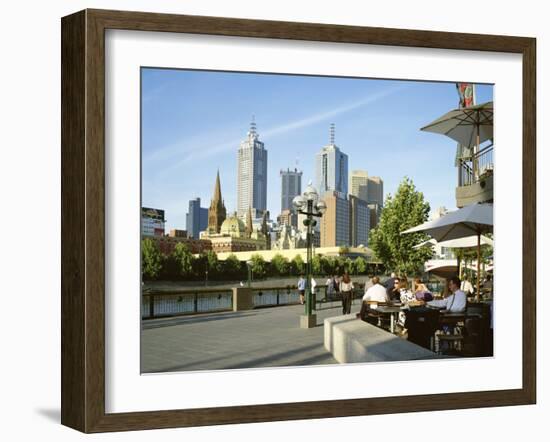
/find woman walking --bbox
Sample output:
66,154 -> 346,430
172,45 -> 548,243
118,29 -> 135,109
340,272 -> 354,314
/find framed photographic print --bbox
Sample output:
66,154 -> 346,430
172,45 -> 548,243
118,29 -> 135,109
61,9 -> 536,433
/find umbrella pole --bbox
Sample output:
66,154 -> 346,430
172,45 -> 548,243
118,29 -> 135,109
476,232 -> 481,302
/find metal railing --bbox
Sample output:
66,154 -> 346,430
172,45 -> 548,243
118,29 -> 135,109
142,288 -> 233,319
142,283 -> 368,319
458,144 -> 494,187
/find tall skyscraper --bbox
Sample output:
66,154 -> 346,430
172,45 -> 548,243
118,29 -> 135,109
351,170 -> 384,227
350,170 -> 369,202
280,168 -> 302,212
237,118 -> 268,219
320,191 -> 350,247
207,171 -> 227,234
366,176 -> 384,207
315,124 -> 348,197
186,198 -> 208,239
349,195 -> 370,247
350,170 -> 384,207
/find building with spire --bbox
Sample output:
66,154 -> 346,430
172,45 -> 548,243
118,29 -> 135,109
237,117 -> 268,219
207,171 -> 227,234
315,123 -> 348,197
245,206 -> 253,238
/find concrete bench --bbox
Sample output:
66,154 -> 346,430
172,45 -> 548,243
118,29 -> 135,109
324,315 -> 438,363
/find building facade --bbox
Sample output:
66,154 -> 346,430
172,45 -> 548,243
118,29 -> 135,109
366,176 -> 384,207
186,197 -> 208,239
141,207 -> 165,237
237,119 -> 268,219
349,195 -> 370,247
150,235 -> 212,256
350,170 -> 384,227
315,125 -> 348,196
350,170 -> 369,202
320,191 -> 350,247
368,202 -> 381,229
207,171 -> 227,234
280,167 -> 302,212
277,209 -> 298,229
204,212 -> 267,253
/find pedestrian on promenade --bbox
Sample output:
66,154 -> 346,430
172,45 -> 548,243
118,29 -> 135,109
297,275 -> 306,305
325,276 -> 334,299
340,272 -> 354,315
311,277 -> 317,306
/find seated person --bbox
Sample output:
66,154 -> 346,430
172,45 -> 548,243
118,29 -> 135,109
427,276 -> 467,313
358,276 -> 388,322
387,278 -> 401,302
362,276 -> 388,303
414,277 -> 433,302
399,278 -> 415,304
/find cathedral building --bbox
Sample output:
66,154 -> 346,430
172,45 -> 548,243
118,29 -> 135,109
207,170 -> 227,234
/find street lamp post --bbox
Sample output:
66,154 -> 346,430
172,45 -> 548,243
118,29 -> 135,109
246,260 -> 252,288
293,182 -> 326,329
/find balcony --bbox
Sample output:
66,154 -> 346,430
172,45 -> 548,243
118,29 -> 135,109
456,143 -> 493,208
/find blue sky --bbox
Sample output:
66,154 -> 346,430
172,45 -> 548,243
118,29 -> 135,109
141,68 -> 493,231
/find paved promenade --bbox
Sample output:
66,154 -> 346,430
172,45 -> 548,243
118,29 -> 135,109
141,300 -> 362,373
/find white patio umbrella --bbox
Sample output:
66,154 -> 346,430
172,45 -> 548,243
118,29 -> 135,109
413,235 -> 493,249
420,101 -> 493,148
403,203 -> 493,297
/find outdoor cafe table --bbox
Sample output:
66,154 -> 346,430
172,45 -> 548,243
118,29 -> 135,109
375,305 -> 403,334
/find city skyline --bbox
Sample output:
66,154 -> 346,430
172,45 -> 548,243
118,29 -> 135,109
142,68 -> 493,231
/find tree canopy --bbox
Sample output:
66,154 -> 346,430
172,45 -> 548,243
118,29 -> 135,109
369,177 -> 433,276
142,238 -> 162,280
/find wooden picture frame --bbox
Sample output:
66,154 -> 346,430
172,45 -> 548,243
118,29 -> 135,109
61,8 -> 536,433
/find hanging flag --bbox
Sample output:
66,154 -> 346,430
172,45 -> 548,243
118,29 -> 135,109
455,83 -> 475,166
456,83 -> 475,108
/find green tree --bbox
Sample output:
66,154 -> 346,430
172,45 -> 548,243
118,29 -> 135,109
369,177 -> 433,276
271,254 -> 289,276
205,250 -> 219,279
333,256 -> 346,275
355,257 -> 368,275
192,252 -> 208,280
311,254 -> 322,275
320,256 -> 332,275
172,242 -> 194,278
142,238 -> 162,280
344,257 -> 355,274
291,254 -> 305,275
223,254 -> 242,279
250,254 -> 267,279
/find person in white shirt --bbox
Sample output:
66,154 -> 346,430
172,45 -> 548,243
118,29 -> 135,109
340,273 -> 355,314
460,276 -> 474,296
428,276 -> 467,313
362,276 -> 388,303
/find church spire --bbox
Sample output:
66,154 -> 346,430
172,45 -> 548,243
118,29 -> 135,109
213,169 -> 222,202
208,170 -> 226,234
246,206 -> 253,238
